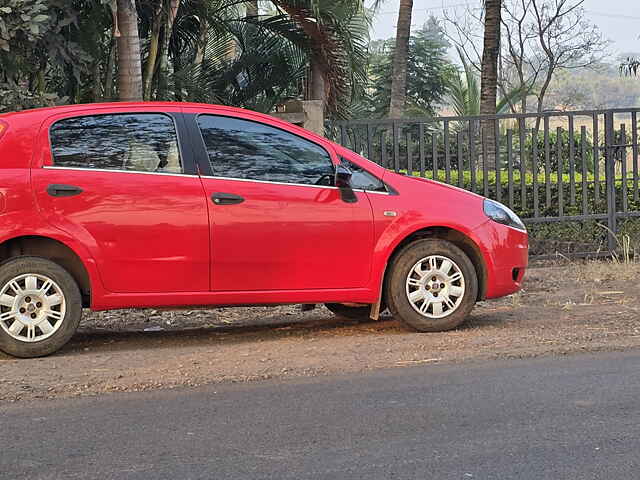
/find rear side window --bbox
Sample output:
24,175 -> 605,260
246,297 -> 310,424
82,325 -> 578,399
49,114 -> 183,174
197,115 -> 334,185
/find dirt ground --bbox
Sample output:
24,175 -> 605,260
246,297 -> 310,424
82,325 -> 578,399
1,261 -> 639,404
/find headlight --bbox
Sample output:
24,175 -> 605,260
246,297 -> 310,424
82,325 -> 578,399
483,199 -> 526,231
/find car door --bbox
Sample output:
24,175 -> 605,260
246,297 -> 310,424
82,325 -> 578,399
31,108 -> 210,294
183,109 -> 375,292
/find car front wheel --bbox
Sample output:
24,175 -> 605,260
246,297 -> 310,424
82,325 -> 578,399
386,239 -> 478,332
0,257 -> 82,358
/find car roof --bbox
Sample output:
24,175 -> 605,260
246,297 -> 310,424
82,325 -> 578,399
0,101 -> 330,145
0,101 -> 258,119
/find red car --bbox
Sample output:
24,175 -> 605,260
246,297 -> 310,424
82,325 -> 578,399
0,102 -> 528,358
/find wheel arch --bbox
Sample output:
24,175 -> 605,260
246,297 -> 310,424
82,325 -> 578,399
0,235 -> 92,307
383,226 -> 487,301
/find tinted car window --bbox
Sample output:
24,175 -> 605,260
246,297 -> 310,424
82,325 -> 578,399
197,115 -> 334,185
50,114 -> 182,174
341,158 -> 387,192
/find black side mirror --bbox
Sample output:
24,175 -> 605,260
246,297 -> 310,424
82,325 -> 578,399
335,164 -> 357,203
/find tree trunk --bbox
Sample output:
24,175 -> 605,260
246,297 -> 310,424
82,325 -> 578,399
310,60 -> 327,108
246,0 -> 258,16
104,38 -> 116,100
388,0 -> 413,118
143,3 -> 163,100
157,0 -> 180,99
92,61 -> 102,101
194,18 -> 208,67
479,0 -> 501,169
116,0 -> 143,101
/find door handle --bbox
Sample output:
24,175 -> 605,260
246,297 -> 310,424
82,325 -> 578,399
47,184 -> 83,197
211,192 -> 245,205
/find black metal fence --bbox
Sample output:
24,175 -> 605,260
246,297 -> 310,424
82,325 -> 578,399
331,108 -> 640,258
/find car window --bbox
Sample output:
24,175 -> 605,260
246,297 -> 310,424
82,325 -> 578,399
341,158 -> 387,192
49,113 -> 183,174
197,115 -> 335,186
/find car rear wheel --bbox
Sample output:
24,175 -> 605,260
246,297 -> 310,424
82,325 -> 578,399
386,239 -> 478,332
0,257 -> 82,358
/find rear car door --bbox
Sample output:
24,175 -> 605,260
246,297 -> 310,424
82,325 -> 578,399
31,108 -> 210,293
184,109 -> 375,292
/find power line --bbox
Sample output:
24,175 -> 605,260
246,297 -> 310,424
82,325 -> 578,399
374,5 -> 640,21
376,2 -> 475,15
586,10 -> 640,21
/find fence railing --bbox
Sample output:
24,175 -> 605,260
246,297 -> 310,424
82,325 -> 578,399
331,108 -> 640,258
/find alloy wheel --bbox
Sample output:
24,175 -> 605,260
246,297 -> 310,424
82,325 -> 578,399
405,255 -> 465,319
0,273 -> 66,342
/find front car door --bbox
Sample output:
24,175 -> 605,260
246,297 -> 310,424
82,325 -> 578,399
183,108 -> 375,292
31,107 -> 210,293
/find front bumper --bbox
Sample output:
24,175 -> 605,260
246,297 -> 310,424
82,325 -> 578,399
472,220 -> 529,299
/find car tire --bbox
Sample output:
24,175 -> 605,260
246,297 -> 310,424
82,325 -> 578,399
386,239 -> 478,332
0,257 -> 82,358
325,303 -> 377,320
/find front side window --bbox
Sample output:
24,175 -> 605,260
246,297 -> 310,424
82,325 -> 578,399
197,115 -> 334,185
49,113 -> 183,174
341,158 -> 387,192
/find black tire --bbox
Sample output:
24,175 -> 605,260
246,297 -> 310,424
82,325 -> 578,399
385,239 -> 478,332
0,257 -> 82,358
325,303 -> 374,320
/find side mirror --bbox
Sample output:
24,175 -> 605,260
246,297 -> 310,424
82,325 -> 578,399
335,164 -> 357,203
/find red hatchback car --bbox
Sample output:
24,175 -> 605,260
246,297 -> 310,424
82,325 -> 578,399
0,102 -> 528,357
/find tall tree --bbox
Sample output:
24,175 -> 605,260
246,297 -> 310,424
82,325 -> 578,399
479,0 -> 501,118
478,0 -> 501,167
365,18 -> 454,118
388,0 -> 413,118
447,0 -> 606,115
116,0 -> 143,101
272,0 -> 370,117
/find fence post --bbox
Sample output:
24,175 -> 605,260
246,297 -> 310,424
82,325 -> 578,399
604,111 -> 617,253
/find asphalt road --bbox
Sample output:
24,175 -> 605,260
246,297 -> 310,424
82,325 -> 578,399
2,351 -> 640,480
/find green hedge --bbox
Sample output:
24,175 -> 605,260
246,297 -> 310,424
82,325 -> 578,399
405,170 -> 640,254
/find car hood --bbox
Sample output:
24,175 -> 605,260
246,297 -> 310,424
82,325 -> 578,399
384,170 -> 485,201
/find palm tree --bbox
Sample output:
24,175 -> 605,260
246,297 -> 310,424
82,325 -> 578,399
388,0 -> 413,118
480,0 -> 501,117
271,0 -> 370,117
116,0 -> 143,101
448,48 -> 525,118
479,0 -> 501,167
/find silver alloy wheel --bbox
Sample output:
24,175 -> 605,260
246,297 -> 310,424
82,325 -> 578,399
0,273 -> 66,342
405,255 -> 466,319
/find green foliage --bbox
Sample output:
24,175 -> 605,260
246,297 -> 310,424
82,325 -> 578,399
447,46 -> 529,117
447,47 -> 480,117
0,0 -> 51,53
359,17 -> 454,118
524,129 -> 595,174
177,14 -> 308,112
0,0 -> 95,112
0,86 -> 63,112
406,168 -> 635,215
0,0 -> 372,117
406,169 -> 640,254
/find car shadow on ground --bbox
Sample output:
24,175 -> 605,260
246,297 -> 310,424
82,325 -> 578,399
41,309 -> 514,358
0,308 -> 515,360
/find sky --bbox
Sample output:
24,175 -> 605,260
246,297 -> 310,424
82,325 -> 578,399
368,0 -> 640,58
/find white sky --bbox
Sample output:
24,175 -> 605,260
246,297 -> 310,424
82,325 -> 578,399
369,0 -> 640,57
